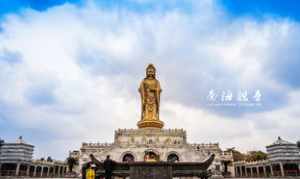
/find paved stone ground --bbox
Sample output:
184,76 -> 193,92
233,178 -> 300,179
0,176 -> 300,179
0,178 -> 78,179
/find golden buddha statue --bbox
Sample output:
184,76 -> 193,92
137,64 -> 164,129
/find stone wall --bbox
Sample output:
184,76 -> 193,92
77,128 -> 234,176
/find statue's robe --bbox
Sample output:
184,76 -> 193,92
139,78 -> 161,121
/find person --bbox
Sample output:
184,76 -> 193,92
103,155 -> 115,179
86,163 -> 96,179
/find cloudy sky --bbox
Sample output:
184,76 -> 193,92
0,0 -> 300,160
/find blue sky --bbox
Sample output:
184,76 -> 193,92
0,0 -> 300,160
0,0 -> 80,14
221,0 -> 300,21
1,0 -> 300,20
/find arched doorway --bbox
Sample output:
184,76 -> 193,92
54,166 -> 59,176
48,167 -> 54,177
167,153 -> 179,162
60,166 -> 64,176
122,153 -> 135,162
19,164 -> 28,176
144,151 -> 159,162
29,166 -> 35,177
36,166 -> 42,177
43,167 -> 48,177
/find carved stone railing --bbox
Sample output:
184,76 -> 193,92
115,128 -> 187,137
81,154 -> 215,179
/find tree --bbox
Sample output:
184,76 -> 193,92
67,157 -> 78,172
246,151 -> 267,161
225,148 -> 246,161
232,150 -> 246,161
47,156 -> 53,162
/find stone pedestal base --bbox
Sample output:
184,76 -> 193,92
137,120 -> 164,128
130,163 -> 172,179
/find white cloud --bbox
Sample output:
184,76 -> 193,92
0,1 -> 299,159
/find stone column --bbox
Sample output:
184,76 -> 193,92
15,163 -> 20,176
41,166 -> 44,177
33,166 -> 37,177
256,166 -> 259,177
26,165 -> 30,176
263,166 -> 266,177
250,167 -> 253,177
270,165 -> 274,176
57,166 -> 61,177
280,163 -> 285,177
234,167 -> 238,177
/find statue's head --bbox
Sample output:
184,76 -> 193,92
146,64 -> 156,79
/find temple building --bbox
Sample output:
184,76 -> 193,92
0,136 -> 67,177
233,137 -> 300,177
76,64 -> 234,177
